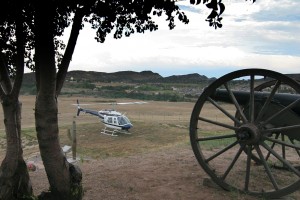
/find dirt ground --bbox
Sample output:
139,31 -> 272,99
29,145 -> 260,200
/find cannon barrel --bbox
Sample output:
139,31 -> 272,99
211,89 -> 300,115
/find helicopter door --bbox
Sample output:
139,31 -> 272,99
113,117 -> 117,125
107,117 -> 113,124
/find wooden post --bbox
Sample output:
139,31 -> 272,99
72,116 -> 77,160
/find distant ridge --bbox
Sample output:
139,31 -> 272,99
23,70 -> 216,84
65,70 -> 163,83
164,73 -> 211,83
67,70 -> 218,83
23,70 -> 300,85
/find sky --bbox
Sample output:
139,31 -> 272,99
55,0 -> 300,78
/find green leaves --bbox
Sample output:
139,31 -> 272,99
206,0 -> 218,10
189,0 -> 226,29
204,0 -> 226,29
190,0 -> 202,5
89,0 -> 190,42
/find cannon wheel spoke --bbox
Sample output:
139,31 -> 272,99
265,133 -> 280,161
261,141 -> 300,177
249,75 -> 255,122
190,68 -> 300,199
224,83 -> 248,123
255,80 -> 281,123
254,145 -> 279,190
244,145 -> 252,191
262,124 -> 300,134
263,135 -> 300,150
261,98 -> 300,126
281,134 -> 286,160
198,116 -> 238,131
222,145 -> 245,180
290,137 -> 300,157
207,97 -> 242,126
196,133 -> 236,142
205,141 -> 239,163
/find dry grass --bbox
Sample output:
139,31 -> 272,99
0,95 -> 195,160
0,95 -> 234,161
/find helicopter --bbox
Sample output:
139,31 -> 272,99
75,100 -> 146,136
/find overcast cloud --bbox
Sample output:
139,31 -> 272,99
54,0 -> 300,78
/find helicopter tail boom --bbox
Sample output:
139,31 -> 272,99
76,99 -> 103,118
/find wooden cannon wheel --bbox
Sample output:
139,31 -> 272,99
190,69 -> 300,198
245,78 -> 300,166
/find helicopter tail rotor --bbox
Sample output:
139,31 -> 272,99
76,99 -> 81,116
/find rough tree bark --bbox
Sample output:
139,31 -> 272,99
0,98 -> 33,200
34,1 -> 83,199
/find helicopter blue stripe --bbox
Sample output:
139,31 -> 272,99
80,108 -> 104,119
102,122 -> 132,129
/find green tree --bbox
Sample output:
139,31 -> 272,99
0,0 -> 253,199
0,2 -> 33,199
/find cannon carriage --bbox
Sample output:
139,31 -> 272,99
190,69 -> 300,198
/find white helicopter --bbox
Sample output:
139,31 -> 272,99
75,100 -> 146,136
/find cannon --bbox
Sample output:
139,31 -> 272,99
190,69 -> 300,198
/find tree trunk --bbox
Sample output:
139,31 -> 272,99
33,1 -> 82,198
0,98 -> 33,200
35,92 -> 83,200
35,94 -> 71,199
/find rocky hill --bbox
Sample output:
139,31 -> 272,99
164,73 -> 213,83
65,70 -> 163,83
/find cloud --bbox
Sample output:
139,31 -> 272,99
26,0 -> 299,78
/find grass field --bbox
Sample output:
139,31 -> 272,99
0,95 -> 245,160
0,95 -> 197,160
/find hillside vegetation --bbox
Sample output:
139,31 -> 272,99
21,70 -> 216,102
21,70 -> 300,102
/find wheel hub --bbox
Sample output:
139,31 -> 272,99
236,123 -> 261,144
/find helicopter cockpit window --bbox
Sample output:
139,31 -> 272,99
118,116 -> 130,125
123,116 -> 130,124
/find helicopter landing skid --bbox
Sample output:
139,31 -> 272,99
101,127 -> 131,136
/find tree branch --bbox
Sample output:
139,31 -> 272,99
34,1 -> 57,96
56,7 -> 86,96
0,53 -> 12,97
11,4 -> 25,98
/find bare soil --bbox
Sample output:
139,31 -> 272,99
29,145 -> 259,200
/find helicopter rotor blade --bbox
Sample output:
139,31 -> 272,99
71,101 -> 148,106
113,102 -> 148,105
